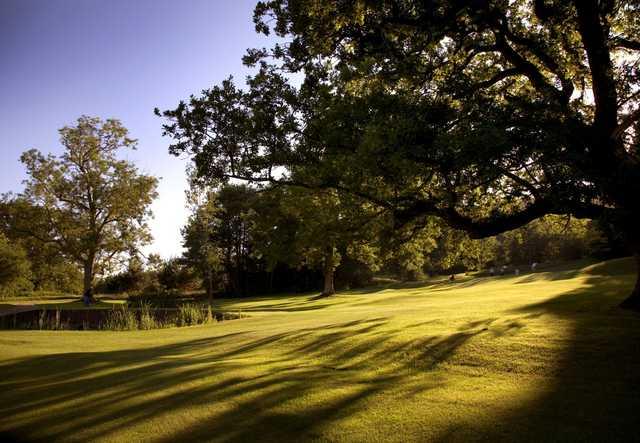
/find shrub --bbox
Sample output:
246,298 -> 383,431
0,235 -> 33,298
127,284 -> 183,308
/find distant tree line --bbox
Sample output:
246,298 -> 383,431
170,182 -> 609,298
0,173 -> 617,299
0,114 -> 626,300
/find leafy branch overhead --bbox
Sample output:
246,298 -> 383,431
158,0 -> 640,307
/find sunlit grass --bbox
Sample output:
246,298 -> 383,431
1,258 -> 639,441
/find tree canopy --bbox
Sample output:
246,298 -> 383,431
15,116 -> 159,300
158,1 -> 640,307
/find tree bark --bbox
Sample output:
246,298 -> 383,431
82,258 -> 95,302
620,253 -> 640,311
322,246 -> 336,296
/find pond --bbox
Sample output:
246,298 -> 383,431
0,306 -> 244,331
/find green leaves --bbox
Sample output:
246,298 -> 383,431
18,117 -> 158,291
161,0 -> 640,274
0,233 -> 33,297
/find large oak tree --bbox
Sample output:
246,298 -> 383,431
18,116 -> 158,300
159,1 -> 640,308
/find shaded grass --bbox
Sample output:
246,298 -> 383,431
0,258 -> 639,441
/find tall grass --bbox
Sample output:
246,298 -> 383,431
101,303 -> 238,330
138,302 -> 157,330
102,305 -> 139,331
0,303 -> 244,331
177,303 -> 205,326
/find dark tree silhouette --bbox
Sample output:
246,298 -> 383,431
159,1 -> 640,308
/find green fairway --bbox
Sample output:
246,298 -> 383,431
1,258 -> 639,442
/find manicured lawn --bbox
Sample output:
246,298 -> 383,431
1,258 -> 639,442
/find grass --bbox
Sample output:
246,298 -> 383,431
1,258 -> 639,442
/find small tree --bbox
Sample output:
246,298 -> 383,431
19,116 -> 158,301
253,187 -> 383,296
182,196 -> 223,299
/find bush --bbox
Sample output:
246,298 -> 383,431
127,283 -> 183,308
158,258 -> 198,290
335,256 -> 375,289
0,235 -> 33,298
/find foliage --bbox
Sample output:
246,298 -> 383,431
127,287 -> 183,308
181,183 -> 385,295
96,255 -> 154,294
176,303 -> 206,327
32,261 -> 83,294
251,186 -> 384,294
102,305 -> 143,331
1,197 -> 83,294
16,116 -> 158,298
181,184 -> 225,297
157,258 -> 198,291
158,0 -> 640,306
186,184 -> 258,296
180,181 -> 604,292
0,234 -> 33,298
424,216 -> 602,274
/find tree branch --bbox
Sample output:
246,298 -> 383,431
394,197 -> 607,239
574,0 -> 618,131
612,107 -> 640,140
466,68 -> 523,94
611,36 -> 640,51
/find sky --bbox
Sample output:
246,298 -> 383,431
0,0 -> 273,258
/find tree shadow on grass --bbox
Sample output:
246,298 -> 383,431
345,278 -> 452,296
1,260 -> 639,442
211,293 -> 347,312
436,259 -> 640,441
0,315 -> 477,442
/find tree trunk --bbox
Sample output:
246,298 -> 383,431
205,268 -> 213,302
82,259 -> 95,303
322,246 -> 335,296
620,253 -> 640,310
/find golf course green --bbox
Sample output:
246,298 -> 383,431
1,258 -> 639,442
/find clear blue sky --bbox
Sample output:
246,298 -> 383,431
0,0 -> 272,258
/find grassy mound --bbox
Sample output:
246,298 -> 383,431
1,258 -> 639,441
